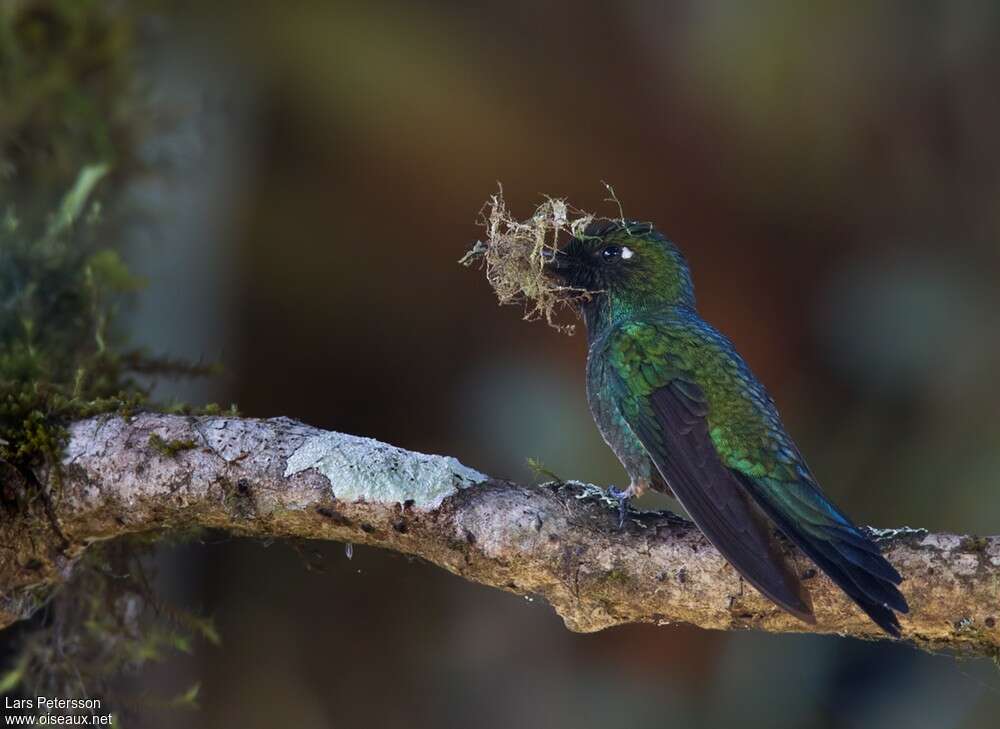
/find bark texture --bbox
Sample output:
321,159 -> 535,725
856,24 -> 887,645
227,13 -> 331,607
2,413 -> 998,657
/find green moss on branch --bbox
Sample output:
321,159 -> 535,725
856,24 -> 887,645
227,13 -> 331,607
148,433 -> 197,457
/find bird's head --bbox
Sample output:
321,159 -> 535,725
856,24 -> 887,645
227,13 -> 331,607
545,220 -> 695,325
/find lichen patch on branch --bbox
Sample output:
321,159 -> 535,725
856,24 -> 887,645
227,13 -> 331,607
460,187 -> 600,333
284,430 -> 487,509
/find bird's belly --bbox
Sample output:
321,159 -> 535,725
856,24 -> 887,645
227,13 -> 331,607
586,357 -> 657,486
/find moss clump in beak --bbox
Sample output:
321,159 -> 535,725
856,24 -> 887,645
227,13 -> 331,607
460,187 -> 596,334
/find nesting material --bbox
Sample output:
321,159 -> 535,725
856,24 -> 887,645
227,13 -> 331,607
460,188 -> 598,333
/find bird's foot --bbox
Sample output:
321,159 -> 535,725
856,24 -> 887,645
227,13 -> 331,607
606,479 -> 650,529
606,485 -> 631,529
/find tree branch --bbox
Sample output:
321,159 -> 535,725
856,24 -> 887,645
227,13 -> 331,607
2,413 -> 998,657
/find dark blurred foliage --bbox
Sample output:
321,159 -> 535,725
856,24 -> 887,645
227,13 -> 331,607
3,1 -> 1000,727
0,0 -> 146,208
0,2 -> 229,719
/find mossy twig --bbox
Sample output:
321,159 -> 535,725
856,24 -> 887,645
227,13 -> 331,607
461,187 -> 601,333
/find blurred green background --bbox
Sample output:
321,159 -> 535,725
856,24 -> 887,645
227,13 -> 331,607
3,1 -> 1000,727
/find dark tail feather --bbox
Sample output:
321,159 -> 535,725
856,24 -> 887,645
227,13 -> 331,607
823,535 -> 905,588
738,476 -> 908,637
806,535 -> 906,618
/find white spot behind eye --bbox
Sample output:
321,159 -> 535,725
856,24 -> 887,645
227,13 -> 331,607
621,246 -> 634,260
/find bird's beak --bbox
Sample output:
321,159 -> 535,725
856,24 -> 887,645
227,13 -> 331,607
541,247 -> 572,283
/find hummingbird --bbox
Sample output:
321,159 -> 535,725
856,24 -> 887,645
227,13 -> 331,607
544,219 -> 908,636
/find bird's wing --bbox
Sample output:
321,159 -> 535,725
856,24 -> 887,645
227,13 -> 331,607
606,322 -> 815,623
608,320 -> 907,636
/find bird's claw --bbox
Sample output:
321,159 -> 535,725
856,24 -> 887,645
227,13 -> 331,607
607,485 -> 630,529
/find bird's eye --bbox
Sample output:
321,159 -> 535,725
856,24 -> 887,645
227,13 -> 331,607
601,245 -> 634,261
